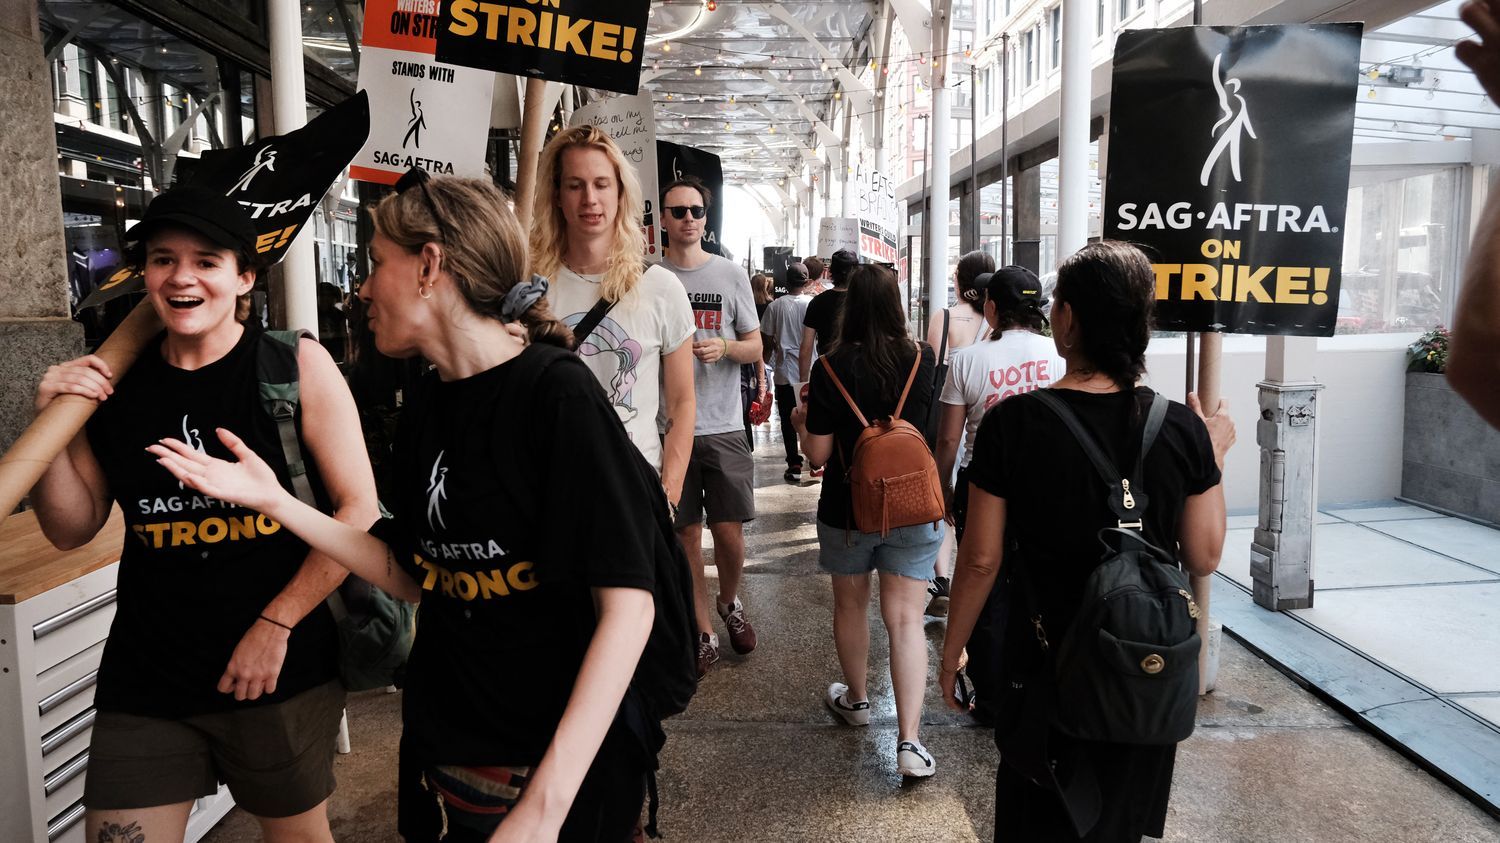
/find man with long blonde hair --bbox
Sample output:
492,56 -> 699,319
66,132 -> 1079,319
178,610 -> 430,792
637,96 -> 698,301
529,126 -> 697,514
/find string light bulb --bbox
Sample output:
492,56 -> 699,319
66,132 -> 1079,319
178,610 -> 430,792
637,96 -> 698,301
706,0 -> 717,9
663,41 -> 671,52
695,66 -> 702,75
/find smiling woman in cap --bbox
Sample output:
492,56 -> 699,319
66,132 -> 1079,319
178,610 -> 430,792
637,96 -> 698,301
29,184 -> 379,842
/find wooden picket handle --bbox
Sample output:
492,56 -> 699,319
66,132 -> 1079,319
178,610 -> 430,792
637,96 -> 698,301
0,300 -> 161,528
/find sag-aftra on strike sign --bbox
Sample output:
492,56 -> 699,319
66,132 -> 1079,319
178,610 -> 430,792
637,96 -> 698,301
1103,24 -> 1362,337
435,0 -> 650,96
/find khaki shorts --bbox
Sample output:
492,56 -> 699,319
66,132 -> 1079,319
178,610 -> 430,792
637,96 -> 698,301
675,431 -> 756,528
83,679 -> 345,818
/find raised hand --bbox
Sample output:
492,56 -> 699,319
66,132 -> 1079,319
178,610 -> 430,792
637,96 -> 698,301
1459,0 -> 1500,104
148,428 -> 287,514
1187,393 -> 1236,470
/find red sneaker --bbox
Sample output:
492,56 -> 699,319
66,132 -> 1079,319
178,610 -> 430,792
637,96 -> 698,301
717,597 -> 758,654
696,633 -> 719,677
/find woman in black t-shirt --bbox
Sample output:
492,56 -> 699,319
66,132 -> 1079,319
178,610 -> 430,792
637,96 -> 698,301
153,172 -> 667,843
938,242 -> 1236,841
791,264 -> 946,779
32,187 -> 378,841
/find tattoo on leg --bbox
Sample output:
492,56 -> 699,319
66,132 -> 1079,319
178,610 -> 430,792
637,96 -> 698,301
97,821 -> 146,843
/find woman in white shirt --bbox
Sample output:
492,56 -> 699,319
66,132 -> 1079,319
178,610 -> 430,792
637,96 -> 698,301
934,265 -> 1064,722
529,126 -> 696,513
923,250 -> 994,614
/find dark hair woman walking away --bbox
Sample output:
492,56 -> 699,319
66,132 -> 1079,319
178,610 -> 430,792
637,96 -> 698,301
939,241 -> 1236,840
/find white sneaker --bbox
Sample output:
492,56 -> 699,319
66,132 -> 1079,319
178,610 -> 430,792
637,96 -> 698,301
897,740 -> 935,777
825,682 -> 871,726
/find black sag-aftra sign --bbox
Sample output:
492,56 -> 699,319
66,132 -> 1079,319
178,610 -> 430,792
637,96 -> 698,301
434,0 -> 650,96
79,93 -> 371,309
1103,24 -> 1362,337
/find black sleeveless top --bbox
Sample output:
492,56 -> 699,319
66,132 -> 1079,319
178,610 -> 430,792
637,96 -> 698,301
86,327 -> 339,717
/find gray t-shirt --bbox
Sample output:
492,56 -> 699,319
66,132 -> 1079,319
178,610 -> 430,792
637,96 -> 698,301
663,254 -> 760,436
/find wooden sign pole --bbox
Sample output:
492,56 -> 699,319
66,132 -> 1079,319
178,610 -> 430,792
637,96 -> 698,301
1195,330 -> 1222,694
0,300 -> 162,527
514,77 -> 552,230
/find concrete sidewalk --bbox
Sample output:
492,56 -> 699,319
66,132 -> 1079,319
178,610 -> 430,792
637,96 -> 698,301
203,433 -> 1500,842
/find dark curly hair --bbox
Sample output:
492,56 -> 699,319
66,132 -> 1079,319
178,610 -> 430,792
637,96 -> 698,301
955,250 -> 995,314
1053,241 -> 1155,390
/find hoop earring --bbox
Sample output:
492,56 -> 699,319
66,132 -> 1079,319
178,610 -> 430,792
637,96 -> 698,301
418,284 -> 432,300
1061,339 -> 1074,350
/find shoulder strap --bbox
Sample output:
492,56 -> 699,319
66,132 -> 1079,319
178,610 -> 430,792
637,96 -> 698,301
1031,389 -> 1169,530
938,309 -> 950,362
1030,389 -> 1122,490
256,330 -> 317,508
572,296 -> 616,347
892,347 -> 923,418
819,356 -> 870,428
257,330 -> 351,623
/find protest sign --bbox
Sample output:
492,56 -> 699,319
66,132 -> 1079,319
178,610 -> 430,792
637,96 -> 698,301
764,246 -> 794,296
1103,24 -> 1362,336
351,0 -> 496,185
80,93 -> 371,309
818,218 -> 859,259
857,165 -> 899,264
435,0 -> 650,96
571,93 -> 661,260
658,141 -> 725,254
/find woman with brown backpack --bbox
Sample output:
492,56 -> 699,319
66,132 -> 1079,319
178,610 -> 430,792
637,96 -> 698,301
791,263 -> 946,778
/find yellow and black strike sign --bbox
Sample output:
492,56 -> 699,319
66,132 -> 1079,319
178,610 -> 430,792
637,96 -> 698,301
434,0 -> 649,96
1103,24 -> 1362,337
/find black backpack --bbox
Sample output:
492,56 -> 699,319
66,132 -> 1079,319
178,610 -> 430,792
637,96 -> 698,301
497,345 -> 698,838
1017,389 -> 1202,746
255,330 -> 417,692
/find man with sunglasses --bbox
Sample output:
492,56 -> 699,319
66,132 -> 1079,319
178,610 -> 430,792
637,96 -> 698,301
661,176 -> 764,676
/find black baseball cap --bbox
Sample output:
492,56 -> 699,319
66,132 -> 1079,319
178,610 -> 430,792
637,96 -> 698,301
785,262 -> 810,286
977,265 -> 1047,310
125,186 -> 259,258
829,249 -> 859,272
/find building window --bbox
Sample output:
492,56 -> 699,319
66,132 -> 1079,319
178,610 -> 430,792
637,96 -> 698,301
1050,7 -> 1061,68
1024,28 -> 1034,85
1097,0 -> 1106,35
78,53 -> 102,124
1119,0 -> 1130,21
1339,168 -> 1462,334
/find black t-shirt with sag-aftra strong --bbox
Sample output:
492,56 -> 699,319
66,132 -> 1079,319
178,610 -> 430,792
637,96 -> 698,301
85,327 -> 339,718
370,344 -> 658,767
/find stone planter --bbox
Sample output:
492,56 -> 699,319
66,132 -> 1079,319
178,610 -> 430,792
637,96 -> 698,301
1402,372 -> 1500,524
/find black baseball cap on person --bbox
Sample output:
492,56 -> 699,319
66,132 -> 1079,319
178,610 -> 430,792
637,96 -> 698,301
785,262 -> 810,286
125,186 -> 259,258
829,249 -> 859,273
976,265 -> 1048,310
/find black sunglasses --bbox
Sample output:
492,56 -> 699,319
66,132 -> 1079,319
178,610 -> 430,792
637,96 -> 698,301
395,166 -> 452,245
665,205 -> 706,220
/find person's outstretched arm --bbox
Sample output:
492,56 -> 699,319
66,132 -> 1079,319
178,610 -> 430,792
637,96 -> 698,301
1452,0 -> 1500,427
490,586 -> 653,841
150,430 -> 420,602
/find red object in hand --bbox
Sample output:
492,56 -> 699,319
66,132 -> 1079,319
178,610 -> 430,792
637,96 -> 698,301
750,396 -> 772,425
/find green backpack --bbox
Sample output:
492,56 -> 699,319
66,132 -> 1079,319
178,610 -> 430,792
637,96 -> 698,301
256,330 -> 416,692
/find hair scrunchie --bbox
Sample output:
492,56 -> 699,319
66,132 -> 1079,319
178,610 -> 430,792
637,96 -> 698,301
500,275 -> 549,322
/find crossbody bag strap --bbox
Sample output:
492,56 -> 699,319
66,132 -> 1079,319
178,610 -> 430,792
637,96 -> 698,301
572,295 -> 617,347
819,356 -> 871,428
892,348 -> 923,418
1134,393 -> 1169,487
938,308 -> 950,363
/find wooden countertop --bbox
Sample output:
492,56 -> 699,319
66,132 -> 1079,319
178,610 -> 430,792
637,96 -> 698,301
0,508 -> 124,604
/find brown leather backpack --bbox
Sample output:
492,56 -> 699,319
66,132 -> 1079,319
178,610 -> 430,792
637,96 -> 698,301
821,352 -> 946,537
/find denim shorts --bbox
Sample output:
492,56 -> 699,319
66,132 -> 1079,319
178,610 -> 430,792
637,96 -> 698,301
816,520 -> 945,580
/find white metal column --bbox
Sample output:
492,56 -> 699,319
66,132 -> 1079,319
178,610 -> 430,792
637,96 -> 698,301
268,0 -> 318,335
926,4 -> 952,319
1057,0 -> 1090,259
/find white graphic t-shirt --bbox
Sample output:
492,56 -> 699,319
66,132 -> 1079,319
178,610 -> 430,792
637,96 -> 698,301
548,264 -> 696,471
941,330 -> 1067,468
